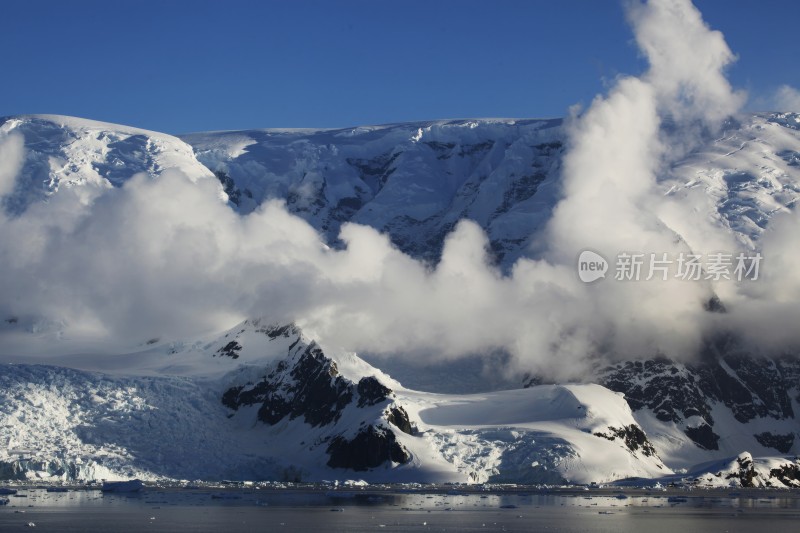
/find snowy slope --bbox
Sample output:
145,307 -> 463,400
0,321 -> 667,484
408,384 -> 667,484
0,115 -> 214,215
658,113 -> 800,249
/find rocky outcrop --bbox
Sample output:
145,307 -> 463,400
726,453 -> 758,487
356,376 -> 392,407
220,324 -> 416,472
594,425 -> 658,458
326,425 -> 410,471
684,423 -> 720,451
222,342 -> 354,427
691,452 -> 800,488
216,341 -> 242,359
387,405 -> 416,435
600,353 -> 800,452
754,432 -> 795,454
768,463 -> 800,487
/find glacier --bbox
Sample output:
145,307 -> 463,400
0,319 -> 667,485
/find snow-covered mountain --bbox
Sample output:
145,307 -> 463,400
599,351 -> 800,464
186,113 -> 800,264
2,113 -> 800,486
181,118 -> 564,266
0,320 -> 668,484
5,112 -> 799,265
0,115 -> 213,216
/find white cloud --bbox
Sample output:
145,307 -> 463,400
0,132 -> 24,200
627,0 -> 745,125
774,84 -> 800,112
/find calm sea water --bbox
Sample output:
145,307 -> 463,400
1,487 -> 799,532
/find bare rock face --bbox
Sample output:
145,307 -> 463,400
221,324 -> 414,472
754,432 -> 795,454
727,453 -> 758,487
326,425 -> 410,471
594,425 -> 658,458
600,353 -> 800,453
768,462 -> 800,487
387,406 -> 417,435
222,342 -> 354,427
356,376 -> 392,407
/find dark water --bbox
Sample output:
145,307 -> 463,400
1,487 -> 800,532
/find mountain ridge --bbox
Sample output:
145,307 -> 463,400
2,113 -> 800,486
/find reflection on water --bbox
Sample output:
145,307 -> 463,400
1,487 -> 799,532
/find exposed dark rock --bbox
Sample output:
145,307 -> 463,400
217,341 -> 242,359
725,453 -> 757,487
593,425 -> 658,457
263,345 -> 351,427
600,351 -> 797,450
685,424 -> 720,451
326,425 -> 410,471
696,353 -> 794,423
259,323 -> 299,339
601,358 -> 713,425
215,170 -> 241,206
423,141 -> 456,160
492,172 -> 547,220
219,329 -> 419,472
346,151 -> 400,192
356,376 -> 392,407
221,385 -> 244,410
754,431 -> 795,453
387,406 -> 416,436
769,463 -> 800,487
222,343 -> 353,427
330,196 -> 363,221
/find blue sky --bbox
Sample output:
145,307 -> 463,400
1,0 -> 798,133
